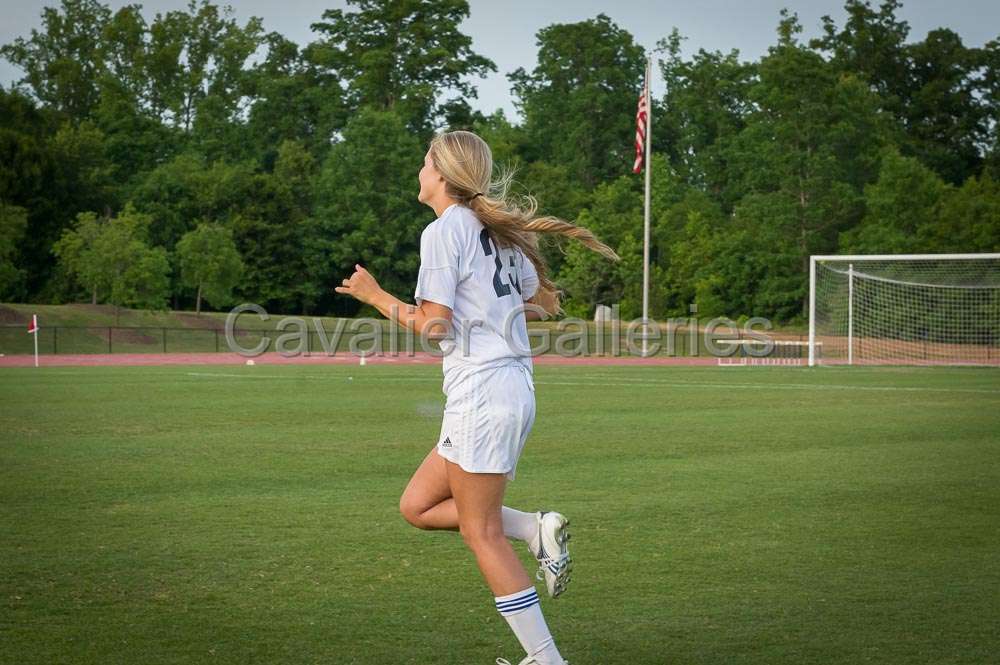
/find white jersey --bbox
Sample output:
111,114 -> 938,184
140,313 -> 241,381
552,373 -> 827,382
414,202 -> 539,395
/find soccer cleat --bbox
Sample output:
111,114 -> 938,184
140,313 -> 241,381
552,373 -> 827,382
496,658 -> 571,665
529,511 -> 572,598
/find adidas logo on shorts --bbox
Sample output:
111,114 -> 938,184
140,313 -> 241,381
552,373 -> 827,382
441,436 -> 453,448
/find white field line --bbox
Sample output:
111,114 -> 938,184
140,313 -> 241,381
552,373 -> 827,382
184,371 -> 1000,395
187,371 -> 298,379
537,379 -> 1000,395
554,373 -> 1000,395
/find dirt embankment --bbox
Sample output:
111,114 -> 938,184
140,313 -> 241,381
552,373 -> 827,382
0,306 -> 26,325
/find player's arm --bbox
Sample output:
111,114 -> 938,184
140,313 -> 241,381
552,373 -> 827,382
524,288 -> 559,321
519,250 -> 557,320
524,304 -> 544,322
335,264 -> 452,339
369,290 -> 451,339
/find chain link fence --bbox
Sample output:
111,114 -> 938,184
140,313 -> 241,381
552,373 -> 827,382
0,323 -> 788,358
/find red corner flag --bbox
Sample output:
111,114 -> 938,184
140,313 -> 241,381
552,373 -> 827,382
632,72 -> 649,173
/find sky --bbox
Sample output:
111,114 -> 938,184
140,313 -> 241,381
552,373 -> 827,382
2,0 -> 997,121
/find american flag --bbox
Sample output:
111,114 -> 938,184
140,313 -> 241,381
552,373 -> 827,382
632,72 -> 648,174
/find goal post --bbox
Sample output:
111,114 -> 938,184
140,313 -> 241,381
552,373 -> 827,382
808,253 -> 1000,367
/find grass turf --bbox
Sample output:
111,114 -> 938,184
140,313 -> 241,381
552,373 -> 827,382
1,364 -> 998,664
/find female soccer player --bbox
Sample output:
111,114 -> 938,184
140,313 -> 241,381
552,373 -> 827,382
335,130 -> 618,665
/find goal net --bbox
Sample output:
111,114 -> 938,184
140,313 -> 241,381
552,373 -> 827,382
808,254 -> 1000,366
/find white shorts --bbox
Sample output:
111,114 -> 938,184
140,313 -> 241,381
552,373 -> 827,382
436,363 -> 536,481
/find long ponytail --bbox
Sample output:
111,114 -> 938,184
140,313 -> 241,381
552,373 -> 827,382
429,131 -> 619,315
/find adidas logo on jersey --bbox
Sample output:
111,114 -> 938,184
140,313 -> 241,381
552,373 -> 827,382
441,436 -> 453,447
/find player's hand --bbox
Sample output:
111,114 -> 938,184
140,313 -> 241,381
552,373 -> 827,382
335,264 -> 381,305
528,287 -> 562,319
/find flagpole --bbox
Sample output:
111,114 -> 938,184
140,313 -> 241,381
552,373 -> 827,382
32,314 -> 39,367
641,56 -> 652,356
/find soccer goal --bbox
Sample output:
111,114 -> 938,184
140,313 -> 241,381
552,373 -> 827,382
808,253 -> 1000,366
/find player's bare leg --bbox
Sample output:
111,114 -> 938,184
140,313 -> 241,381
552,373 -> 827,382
399,446 -> 573,599
399,446 -> 536,538
445,460 -> 529,593
445,458 -> 565,665
399,446 -> 459,531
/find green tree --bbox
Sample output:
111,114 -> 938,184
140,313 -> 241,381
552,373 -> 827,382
51,211 -> 106,303
664,202 -> 732,318
655,30 -> 756,210
470,110 -> 525,172
982,39 -> 1000,174
92,83 -> 177,190
189,14 -> 265,160
924,173 -> 1000,253
88,6 -> 180,186
175,221 -> 244,314
811,0 -> 912,112
144,1 -> 263,136
0,89 -> 56,296
840,149 -> 950,253
128,153 -> 257,309
556,155 -> 690,319
724,12 -> 888,315
0,202 -> 28,298
129,153 -> 257,250
510,14 -> 645,189
99,4 -> 150,108
52,204 -> 170,320
732,194 -> 818,322
308,108 -> 427,315
245,32 -> 347,165
664,193 -> 804,322
308,0 -> 495,132
0,88 -> 126,299
512,160 -> 592,277
813,2 -> 993,184
557,173 -> 664,320
836,152 -> 998,255
902,28 -> 989,184
48,120 -> 117,213
1,0 -> 111,120
230,141 -> 318,313
117,243 -> 171,315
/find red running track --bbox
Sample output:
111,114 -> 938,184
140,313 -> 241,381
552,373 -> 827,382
0,351 -> 720,368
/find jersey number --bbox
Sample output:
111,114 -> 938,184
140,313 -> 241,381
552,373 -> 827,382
479,229 -> 521,299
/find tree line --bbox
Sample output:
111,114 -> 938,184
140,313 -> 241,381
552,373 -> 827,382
0,0 -> 997,322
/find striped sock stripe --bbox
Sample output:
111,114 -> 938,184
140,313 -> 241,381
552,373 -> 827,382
495,588 -> 537,607
495,591 -> 538,610
495,598 -> 540,616
494,589 -> 540,615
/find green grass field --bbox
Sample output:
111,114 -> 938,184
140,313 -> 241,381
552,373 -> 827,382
2,364 -> 998,664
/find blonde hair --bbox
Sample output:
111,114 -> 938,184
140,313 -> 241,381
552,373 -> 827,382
428,130 -> 619,316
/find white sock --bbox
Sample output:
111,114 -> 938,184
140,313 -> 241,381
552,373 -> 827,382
502,507 -> 539,552
494,586 -> 563,665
